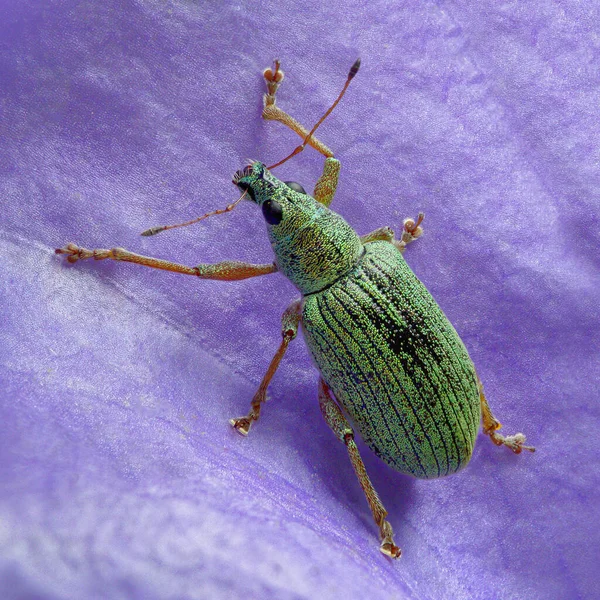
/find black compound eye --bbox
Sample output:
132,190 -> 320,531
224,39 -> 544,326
262,199 -> 283,225
284,181 -> 306,194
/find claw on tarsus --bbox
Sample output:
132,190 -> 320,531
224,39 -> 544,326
380,541 -> 401,559
230,417 -> 252,436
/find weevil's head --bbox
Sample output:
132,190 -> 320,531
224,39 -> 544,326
232,161 -> 362,294
233,161 -> 313,231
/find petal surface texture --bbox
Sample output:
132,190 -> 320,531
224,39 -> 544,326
1,2 -> 598,599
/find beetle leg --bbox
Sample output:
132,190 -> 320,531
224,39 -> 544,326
360,226 -> 396,245
55,243 -> 277,280
393,213 -> 425,254
360,215 -> 424,253
478,378 -> 535,454
262,61 -> 334,159
261,62 -> 341,207
312,157 -> 340,207
318,378 -> 401,559
230,300 -> 302,436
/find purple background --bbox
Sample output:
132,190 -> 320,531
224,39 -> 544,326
1,1 -> 599,599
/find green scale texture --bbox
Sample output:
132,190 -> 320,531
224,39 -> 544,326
235,163 -> 481,479
302,241 -> 481,479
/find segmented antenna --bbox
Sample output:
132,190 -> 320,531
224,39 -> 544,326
268,57 -> 361,170
140,190 -> 247,236
140,59 -> 360,236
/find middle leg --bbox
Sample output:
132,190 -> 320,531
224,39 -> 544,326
230,300 -> 302,435
360,213 -> 424,253
394,213 -> 424,253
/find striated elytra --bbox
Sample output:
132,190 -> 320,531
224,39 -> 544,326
56,59 -> 534,559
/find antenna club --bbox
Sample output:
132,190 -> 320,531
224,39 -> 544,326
267,59 -> 361,170
141,227 -> 164,237
349,57 -> 361,80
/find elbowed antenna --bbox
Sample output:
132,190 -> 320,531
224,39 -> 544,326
140,59 -> 361,237
140,190 -> 248,236
267,57 -> 361,170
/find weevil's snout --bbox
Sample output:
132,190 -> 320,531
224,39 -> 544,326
232,164 -> 255,185
233,162 -> 266,185
233,161 -> 270,204
233,162 -> 307,198
231,162 -> 309,228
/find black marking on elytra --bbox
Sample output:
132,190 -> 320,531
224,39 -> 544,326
346,268 -> 458,474
312,295 -> 427,477
370,253 -> 474,464
354,265 -> 463,470
367,256 -> 471,465
320,291 -> 433,477
340,277 -> 453,474
332,283 -> 445,477
372,250 -> 479,441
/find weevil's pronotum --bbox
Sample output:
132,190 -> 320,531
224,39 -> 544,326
56,59 -> 534,558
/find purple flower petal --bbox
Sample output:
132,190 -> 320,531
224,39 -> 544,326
1,1 -> 598,599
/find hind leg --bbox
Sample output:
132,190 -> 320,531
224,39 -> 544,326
318,379 -> 401,558
478,378 -> 535,454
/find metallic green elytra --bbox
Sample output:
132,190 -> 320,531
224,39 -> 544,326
56,59 -> 534,558
235,162 -> 480,479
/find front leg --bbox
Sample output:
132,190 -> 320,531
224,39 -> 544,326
55,243 -> 277,281
261,61 -> 341,207
262,61 -> 335,159
312,157 -> 341,207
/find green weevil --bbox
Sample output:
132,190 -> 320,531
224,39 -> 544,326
56,58 -> 534,558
